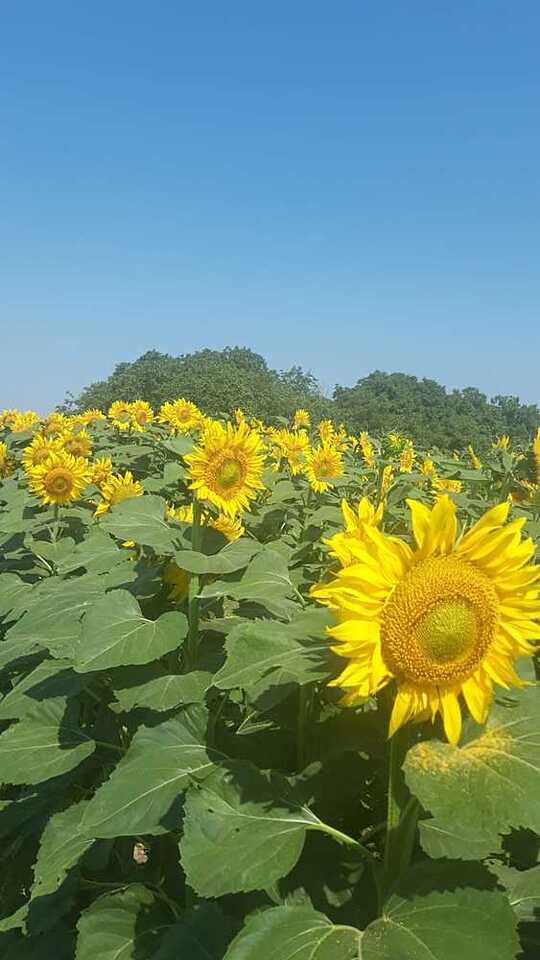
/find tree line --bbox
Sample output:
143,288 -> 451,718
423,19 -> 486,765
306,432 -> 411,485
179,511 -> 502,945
61,346 -> 539,451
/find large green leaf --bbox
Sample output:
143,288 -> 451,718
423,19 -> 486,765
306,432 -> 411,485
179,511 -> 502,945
200,546 -> 296,615
213,608 -> 334,697
0,574 -> 32,622
360,887 -> 519,959
0,699 -> 95,785
173,538 -> 261,576
56,528 -> 124,575
99,495 -> 176,552
404,686 -> 540,859
112,670 -> 211,712
81,704 -> 213,837
5,576 -> 105,659
153,904 -> 228,959
180,761 -> 334,897
30,799 -> 93,901
495,864 -> 540,923
0,658 -> 85,720
224,905 -> 359,960
75,885 -> 171,960
73,589 -> 187,672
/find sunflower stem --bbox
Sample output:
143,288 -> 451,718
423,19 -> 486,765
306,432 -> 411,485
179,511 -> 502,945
185,497 -> 203,670
380,724 -> 419,905
51,504 -> 61,542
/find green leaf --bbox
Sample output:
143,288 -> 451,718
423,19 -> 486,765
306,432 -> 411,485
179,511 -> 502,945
0,659 -> 85,720
0,574 -> 32,622
99,495 -> 176,553
81,704 -> 213,837
163,436 -> 195,456
495,864 -> 540,923
213,608 -> 334,696
112,670 -> 211,712
24,537 -> 76,566
5,576 -> 105,658
75,885 -> 171,960
200,547 -> 295,613
30,800 -> 93,900
153,904 -> 227,959
4,928 -> 74,959
173,538 -> 261,575
56,528 -> 124,575
73,589 -> 187,672
180,761 -> 328,897
224,905 -> 359,960
0,699 -> 95,785
404,686 -> 540,859
360,887 -> 519,960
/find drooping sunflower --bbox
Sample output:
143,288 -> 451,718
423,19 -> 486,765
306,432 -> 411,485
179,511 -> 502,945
163,562 -> 190,602
108,401 -> 133,431
0,441 -> 13,478
293,409 -> 311,430
380,464 -> 394,499
305,443 -> 344,493
62,429 -> 92,459
91,457 -> 113,487
211,513 -> 245,541
399,442 -> 415,473
27,450 -> 92,506
22,434 -> 64,472
312,496 -> 540,745
94,471 -> 143,517
185,420 -> 265,517
158,399 -> 202,434
359,432 -> 376,469
130,400 -> 154,432
467,444 -> 482,470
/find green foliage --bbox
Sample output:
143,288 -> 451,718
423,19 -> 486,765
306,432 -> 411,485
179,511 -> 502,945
63,347 -> 539,447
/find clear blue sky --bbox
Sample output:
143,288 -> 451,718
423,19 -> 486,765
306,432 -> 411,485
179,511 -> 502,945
2,1 -> 539,412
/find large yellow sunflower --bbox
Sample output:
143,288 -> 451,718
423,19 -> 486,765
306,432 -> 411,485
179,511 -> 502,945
41,413 -> 70,437
130,400 -> 154,432
62,429 -> 92,459
94,471 -> 143,517
108,401 -> 133,431
10,411 -> 40,433
272,428 -> 310,476
91,457 -> 113,487
293,409 -> 311,430
158,399 -> 202,434
27,450 -> 92,506
22,434 -> 64,472
312,496 -> 540,745
305,444 -> 344,493
185,420 -> 265,517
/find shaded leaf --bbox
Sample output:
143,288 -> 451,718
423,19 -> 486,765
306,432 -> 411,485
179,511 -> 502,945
99,495 -> 176,553
112,670 -> 211,712
224,905 -> 359,960
75,885 -> 170,960
0,699 -> 95,785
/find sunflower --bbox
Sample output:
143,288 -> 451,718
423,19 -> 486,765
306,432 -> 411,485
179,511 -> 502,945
62,429 -> 92,459
399,443 -> 415,473
78,408 -> 106,426
22,434 -> 64,472
272,429 -> 310,476
318,420 -> 335,444
158,399 -> 202,434
420,458 -> 436,478
312,496 -> 540,745
432,477 -> 462,495
108,401 -> 133,431
0,409 -> 18,430
27,450 -> 92,506
387,432 -> 405,453
130,400 -> 154,432
185,420 -> 265,517
91,457 -> 113,487
380,464 -> 394,498
305,444 -> 344,493
10,411 -> 40,433
211,513 -> 245,541
324,497 -> 383,567
293,409 -> 311,430
493,434 -> 510,451
163,562 -> 190,602
234,408 -> 246,425
533,428 -> 540,485
0,441 -> 13,478
94,471 -> 143,517
41,413 -> 70,437
359,432 -> 376,469
467,445 -> 482,470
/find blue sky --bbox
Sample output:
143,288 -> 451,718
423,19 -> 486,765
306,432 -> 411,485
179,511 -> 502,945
2,1 -> 539,412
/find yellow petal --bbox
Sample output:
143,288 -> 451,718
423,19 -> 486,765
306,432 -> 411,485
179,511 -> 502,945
388,686 -> 416,737
419,496 -> 457,557
440,690 -> 462,745
462,675 -> 492,724
407,498 -> 432,549
457,501 -> 510,553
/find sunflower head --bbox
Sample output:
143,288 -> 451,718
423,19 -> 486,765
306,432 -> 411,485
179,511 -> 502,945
108,401 -> 133,431
293,409 -> 311,430
211,513 -> 245,541
312,496 -> 540,745
130,400 -> 154,432
10,411 -> 40,433
305,444 -> 344,493
163,562 -> 190,602
158,399 -> 202,434
0,441 -> 13,478
95,471 -> 144,517
399,443 -> 415,473
91,457 -> 113,487
0,409 -> 18,430
41,413 -> 69,437
185,420 -> 265,517
27,450 -> 92,506
359,432 -> 376,468
22,434 -> 64,472
62,429 -> 92,459
78,408 -> 106,426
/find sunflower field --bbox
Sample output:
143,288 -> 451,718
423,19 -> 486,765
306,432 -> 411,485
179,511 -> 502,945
0,401 -> 539,959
